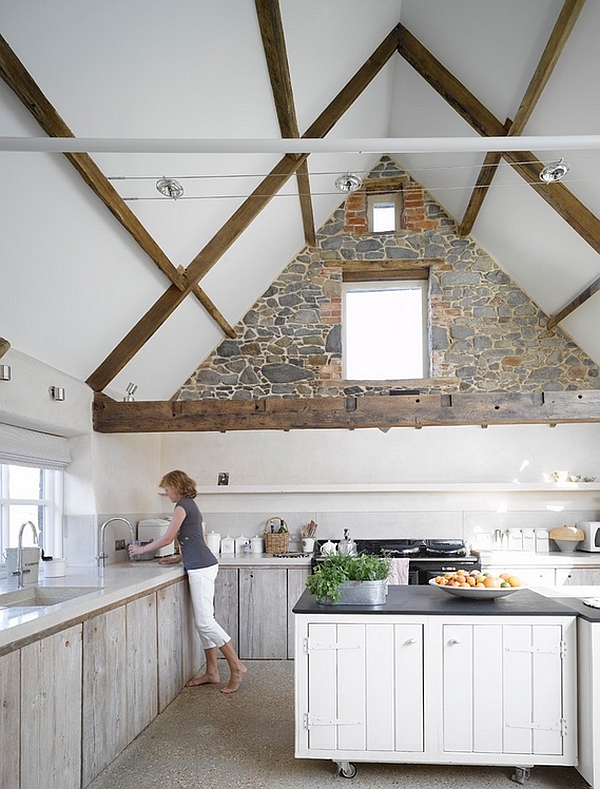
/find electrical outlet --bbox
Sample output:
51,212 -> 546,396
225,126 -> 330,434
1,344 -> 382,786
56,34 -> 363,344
115,539 -> 126,551
217,472 -> 229,486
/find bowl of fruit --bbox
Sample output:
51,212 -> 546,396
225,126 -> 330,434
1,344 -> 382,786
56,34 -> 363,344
429,570 -> 524,599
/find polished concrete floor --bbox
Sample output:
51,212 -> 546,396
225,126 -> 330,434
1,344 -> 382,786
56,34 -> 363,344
88,660 -> 589,789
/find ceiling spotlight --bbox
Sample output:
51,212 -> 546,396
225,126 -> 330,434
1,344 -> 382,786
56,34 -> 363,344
155,176 -> 184,199
539,157 -> 570,183
123,382 -> 138,402
49,386 -> 65,401
335,172 -> 362,193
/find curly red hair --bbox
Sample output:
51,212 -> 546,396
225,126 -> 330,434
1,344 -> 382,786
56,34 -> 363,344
159,470 -> 197,498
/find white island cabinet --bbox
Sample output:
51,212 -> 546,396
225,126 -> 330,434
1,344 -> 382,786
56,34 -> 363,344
294,587 -> 578,783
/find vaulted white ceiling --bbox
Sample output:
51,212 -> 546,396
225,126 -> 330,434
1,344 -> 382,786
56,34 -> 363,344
1,0 -> 599,401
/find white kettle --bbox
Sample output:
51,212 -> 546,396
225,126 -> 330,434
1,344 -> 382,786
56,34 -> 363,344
320,540 -> 337,556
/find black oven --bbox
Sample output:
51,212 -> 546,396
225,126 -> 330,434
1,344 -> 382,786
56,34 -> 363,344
311,538 -> 480,585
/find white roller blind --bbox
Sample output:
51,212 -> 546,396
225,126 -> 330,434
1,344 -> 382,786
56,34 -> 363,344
0,423 -> 71,469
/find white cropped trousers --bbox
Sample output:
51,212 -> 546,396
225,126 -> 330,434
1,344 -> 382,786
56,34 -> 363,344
187,564 -> 231,651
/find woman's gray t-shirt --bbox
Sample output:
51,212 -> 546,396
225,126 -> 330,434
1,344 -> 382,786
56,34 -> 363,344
176,498 -> 217,570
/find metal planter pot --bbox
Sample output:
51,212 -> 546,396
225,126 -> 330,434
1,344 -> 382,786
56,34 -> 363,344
322,579 -> 388,606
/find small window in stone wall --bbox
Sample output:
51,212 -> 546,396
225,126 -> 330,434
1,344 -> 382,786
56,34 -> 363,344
368,192 -> 403,233
343,280 -> 428,380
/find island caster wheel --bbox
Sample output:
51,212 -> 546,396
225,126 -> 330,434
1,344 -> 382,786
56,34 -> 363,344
511,767 -> 531,785
335,761 -> 357,779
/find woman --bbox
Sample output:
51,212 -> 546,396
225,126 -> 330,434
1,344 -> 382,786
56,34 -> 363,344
129,469 -> 247,694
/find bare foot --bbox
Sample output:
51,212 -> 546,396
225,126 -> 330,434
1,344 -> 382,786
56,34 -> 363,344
186,672 -> 220,687
220,664 -> 248,694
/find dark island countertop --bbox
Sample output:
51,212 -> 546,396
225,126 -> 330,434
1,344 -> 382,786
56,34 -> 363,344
292,585 -> 579,617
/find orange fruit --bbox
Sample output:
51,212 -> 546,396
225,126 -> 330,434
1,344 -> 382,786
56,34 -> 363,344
483,575 -> 502,588
507,576 -> 521,587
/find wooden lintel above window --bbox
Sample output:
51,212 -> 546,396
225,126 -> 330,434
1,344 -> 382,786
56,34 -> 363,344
93,389 -> 600,434
362,176 -> 407,192
332,259 -> 438,282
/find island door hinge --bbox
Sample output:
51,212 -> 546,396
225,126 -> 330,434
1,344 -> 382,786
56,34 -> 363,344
304,713 -> 361,729
304,638 -> 362,654
505,718 -> 567,736
504,641 -> 565,656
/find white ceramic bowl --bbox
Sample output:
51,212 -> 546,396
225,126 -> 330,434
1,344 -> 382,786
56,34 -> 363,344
554,539 -> 581,552
428,578 -> 526,599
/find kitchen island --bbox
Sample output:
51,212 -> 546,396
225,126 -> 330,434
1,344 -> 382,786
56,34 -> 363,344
293,586 -> 578,784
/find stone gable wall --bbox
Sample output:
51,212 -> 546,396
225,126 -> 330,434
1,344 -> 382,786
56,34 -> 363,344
174,156 -> 599,401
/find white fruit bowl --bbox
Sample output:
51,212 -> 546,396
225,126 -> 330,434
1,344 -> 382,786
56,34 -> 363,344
428,578 -> 526,599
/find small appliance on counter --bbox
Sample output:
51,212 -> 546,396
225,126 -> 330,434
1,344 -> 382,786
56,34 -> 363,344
137,518 -> 174,557
576,521 -> 600,552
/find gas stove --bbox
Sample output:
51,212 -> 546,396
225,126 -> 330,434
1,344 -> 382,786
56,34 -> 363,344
312,538 -> 480,585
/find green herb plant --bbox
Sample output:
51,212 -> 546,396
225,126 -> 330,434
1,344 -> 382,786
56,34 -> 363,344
306,553 -> 391,602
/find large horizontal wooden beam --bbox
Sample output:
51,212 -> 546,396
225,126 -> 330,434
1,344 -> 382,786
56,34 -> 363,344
93,390 -> 600,433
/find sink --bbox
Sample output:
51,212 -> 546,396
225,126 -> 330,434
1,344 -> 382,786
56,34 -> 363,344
0,586 -> 98,609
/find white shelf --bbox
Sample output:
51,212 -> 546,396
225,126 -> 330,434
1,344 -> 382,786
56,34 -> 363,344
193,482 -> 600,495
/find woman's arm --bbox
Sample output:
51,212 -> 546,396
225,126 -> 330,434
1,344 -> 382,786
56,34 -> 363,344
128,506 -> 185,557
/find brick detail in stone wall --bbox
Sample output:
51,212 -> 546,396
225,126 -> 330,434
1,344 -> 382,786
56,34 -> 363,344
174,156 -> 600,401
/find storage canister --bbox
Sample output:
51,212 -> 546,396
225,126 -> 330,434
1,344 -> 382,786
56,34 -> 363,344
521,529 -> 535,552
205,531 -> 221,553
220,535 -> 235,554
250,535 -> 264,553
235,535 -> 251,553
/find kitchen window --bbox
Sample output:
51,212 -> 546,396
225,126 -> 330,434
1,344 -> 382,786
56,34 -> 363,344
343,279 -> 428,380
368,192 -> 403,233
0,463 -> 63,559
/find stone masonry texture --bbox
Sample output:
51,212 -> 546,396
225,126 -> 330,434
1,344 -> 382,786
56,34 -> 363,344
174,156 -> 600,401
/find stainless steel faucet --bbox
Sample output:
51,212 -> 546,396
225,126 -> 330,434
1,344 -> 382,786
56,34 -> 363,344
16,520 -> 39,589
98,517 -> 135,569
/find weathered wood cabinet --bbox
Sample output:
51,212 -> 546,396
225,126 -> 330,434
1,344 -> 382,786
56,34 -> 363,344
216,565 -> 309,659
21,624 -> 83,789
0,575 -> 201,789
82,606 -> 128,785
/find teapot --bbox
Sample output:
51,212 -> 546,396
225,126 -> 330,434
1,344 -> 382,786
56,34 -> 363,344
338,528 -> 358,557
320,540 -> 337,556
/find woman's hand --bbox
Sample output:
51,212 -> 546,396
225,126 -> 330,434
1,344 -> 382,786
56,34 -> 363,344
128,542 -> 144,558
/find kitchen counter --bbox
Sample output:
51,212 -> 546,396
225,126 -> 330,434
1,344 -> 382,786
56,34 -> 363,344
476,549 -> 600,568
0,553 -> 311,654
293,584 -> 578,617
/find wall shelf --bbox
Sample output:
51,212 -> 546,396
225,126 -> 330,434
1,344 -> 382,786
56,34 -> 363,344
194,482 -> 600,495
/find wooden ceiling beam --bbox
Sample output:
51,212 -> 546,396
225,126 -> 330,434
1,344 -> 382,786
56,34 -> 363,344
93,389 -> 600,433
397,22 -> 600,276
255,0 -> 315,247
86,25 -> 401,392
0,32 -> 235,340
458,0 -> 586,236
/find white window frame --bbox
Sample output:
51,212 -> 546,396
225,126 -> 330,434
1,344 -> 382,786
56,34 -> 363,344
342,279 -> 429,381
0,464 -> 64,559
367,192 -> 403,233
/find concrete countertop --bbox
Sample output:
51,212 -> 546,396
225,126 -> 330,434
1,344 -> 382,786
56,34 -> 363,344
476,550 -> 600,568
0,553 -> 311,655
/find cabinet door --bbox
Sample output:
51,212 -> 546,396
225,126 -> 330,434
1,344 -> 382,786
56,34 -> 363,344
443,623 -> 565,756
157,582 -> 185,711
239,567 -> 287,658
126,593 -> 158,741
214,566 -> 239,649
0,650 -> 20,789
21,624 -> 82,789
82,607 -> 128,785
557,567 -> 600,585
181,578 -> 204,682
305,622 -> 424,753
287,567 -> 310,658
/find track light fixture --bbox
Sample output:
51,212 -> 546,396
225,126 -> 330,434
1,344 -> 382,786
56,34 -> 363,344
334,172 -> 362,193
539,157 -> 570,183
155,176 -> 184,199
